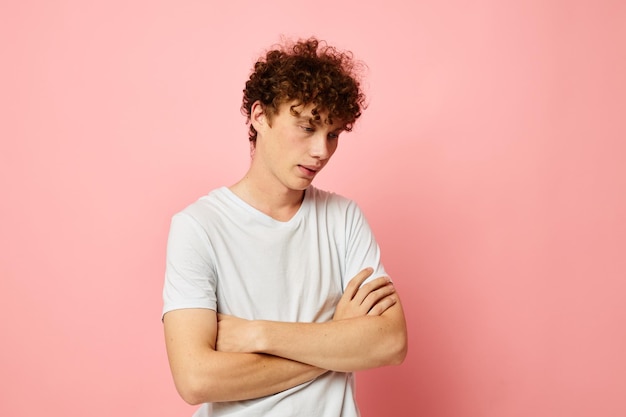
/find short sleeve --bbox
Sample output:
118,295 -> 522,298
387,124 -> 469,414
342,201 -> 388,289
162,212 -> 218,317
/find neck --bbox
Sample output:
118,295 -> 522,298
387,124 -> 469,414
229,171 -> 305,222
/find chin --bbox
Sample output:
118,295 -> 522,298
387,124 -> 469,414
288,180 -> 313,191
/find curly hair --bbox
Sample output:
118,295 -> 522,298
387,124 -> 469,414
241,37 -> 367,142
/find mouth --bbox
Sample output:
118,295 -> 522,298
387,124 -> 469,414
298,165 -> 320,177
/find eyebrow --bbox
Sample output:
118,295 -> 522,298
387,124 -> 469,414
294,113 -> 319,124
294,114 -> 345,131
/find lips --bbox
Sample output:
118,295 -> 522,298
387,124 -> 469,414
298,165 -> 321,177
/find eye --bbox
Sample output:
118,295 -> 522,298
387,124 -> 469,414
300,125 -> 315,133
328,132 -> 340,140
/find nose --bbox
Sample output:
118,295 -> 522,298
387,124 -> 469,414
310,132 -> 331,160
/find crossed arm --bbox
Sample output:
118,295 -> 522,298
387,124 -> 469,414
163,268 -> 408,405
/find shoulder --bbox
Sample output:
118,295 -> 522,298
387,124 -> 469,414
306,186 -> 362,218
307,185 -> 352,205
176,187 -> 237,218
169,187 -> 235,232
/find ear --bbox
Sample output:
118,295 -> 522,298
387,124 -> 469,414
250,100 -> 269,133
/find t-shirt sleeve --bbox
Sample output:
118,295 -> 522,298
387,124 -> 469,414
342,201 -> 388,290
162,212 -> 218,317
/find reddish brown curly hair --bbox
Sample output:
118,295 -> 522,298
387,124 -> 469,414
241,37 -> 367,142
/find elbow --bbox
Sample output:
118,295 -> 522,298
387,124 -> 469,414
176,380 -> 204,405
180,392 -> 203,406
179,390 -> 204,406
364,334 -> 406,370
174,374 -> 217,405
390,338 -> 408,365
382,326 -> 408,366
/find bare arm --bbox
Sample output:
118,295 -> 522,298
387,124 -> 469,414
258,298 -> 406,371
217,269 -> 408,372
163,308 -> 324,405
163,268 -> 396,404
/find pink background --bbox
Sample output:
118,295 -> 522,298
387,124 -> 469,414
2,1 -> 625,416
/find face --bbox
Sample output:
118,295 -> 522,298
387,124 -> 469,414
251,100 -> 345,193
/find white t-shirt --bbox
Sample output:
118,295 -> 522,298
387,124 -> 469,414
163,185 -> 387,417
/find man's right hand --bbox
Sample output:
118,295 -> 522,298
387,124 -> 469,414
333,268 -> 397,321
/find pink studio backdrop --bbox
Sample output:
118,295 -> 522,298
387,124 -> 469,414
1,1 -> 625,416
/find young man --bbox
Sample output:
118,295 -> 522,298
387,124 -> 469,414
162,38 -> 407,417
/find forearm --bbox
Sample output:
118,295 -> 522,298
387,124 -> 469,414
172,350 -> 326,404
252,302 -> 407,372
164,308 -> 327,405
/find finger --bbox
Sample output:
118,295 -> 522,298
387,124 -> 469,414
353,276 -> 392,305
367,294 -> 397,316
359,282 -> 395,311
343,267 -> 374,300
